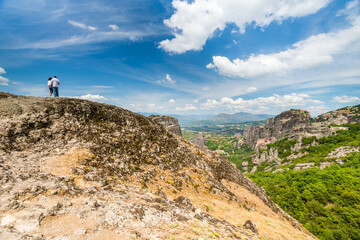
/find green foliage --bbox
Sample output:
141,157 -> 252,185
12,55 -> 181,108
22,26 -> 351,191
248,123 -> 360,240
183,121 -> 264,135
266,137 -> 298,159
302,136 -> 316,146
248,154 -> 360,239
182,130 -> 197,141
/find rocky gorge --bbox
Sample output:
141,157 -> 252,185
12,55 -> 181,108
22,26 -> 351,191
0,93 -> 315,240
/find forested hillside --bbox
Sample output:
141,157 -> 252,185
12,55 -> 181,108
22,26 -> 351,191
248,123 -> 360,240
185,123 -> 360,239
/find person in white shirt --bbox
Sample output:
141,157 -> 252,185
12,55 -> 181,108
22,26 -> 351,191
51,76 -> 60,97
47,77 -> 53,97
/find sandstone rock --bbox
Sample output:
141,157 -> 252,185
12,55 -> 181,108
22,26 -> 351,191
320,162 -> 332,170
243,220 -> 258,234
190,132 -> 206,147
1,215 -> 16,226
272,169 -> 284,173
149,115 -> 182,137
293,163 -> 314,171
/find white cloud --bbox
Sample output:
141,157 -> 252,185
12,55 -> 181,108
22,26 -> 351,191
202,86 -> 210,91
0,76 -> 10,86
207,14 -> 360,78
68,20 -> 97,31
159,0 -> 331,53
306,105 -> 330,116
332,95 -> 360,103
0,67 -> 9,86
176,104 -> 198,111
168,98 -> 176,103
77,94 -> 108,102
109,24 -> 119,31
201,93 -> 323,111
157,74 -> 176,84
246,87 -> 257,93
17,31 -> 143,49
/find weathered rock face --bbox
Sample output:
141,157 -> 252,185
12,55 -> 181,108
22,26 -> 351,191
0,93 -> 315,240
244,109 -> 343,150
265,109 -> 311,141
316,105 -> 360,124
149,115 -> 182,137
190,132 -> 206,147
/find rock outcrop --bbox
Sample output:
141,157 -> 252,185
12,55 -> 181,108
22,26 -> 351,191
316,105 -> 360,124
243,109 -> 352,150
244,109 -> 311,148
0,93 -> 315,240
190,132 -> 206,147
149,115 -> 182,137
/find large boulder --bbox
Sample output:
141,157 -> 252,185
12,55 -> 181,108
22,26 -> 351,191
149,115 -> 182,137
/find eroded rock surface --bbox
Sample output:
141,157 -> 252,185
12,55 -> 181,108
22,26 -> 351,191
0,93 -> 315,240
149,115 -> 182,137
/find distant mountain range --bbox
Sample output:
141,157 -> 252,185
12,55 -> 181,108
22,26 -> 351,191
184,112 -> 274,126
137,112 -> 215,125
138,112 -> 273,126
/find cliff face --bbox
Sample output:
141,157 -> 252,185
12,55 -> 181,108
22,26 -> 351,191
244,109 -> 314,148
0,93 -> 314,240
149,115 -> 182,137
243,109 -> 345,150
316,105 -> 360,124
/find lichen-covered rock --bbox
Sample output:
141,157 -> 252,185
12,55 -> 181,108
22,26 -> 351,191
149,115 -> 182,137
0,92 -> 315,240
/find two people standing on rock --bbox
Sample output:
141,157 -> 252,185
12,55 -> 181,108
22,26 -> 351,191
47,76 -> 60,97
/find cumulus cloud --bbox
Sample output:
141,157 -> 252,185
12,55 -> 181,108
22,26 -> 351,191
0,76 -> 10,86
157,74 -> 176,84
159,0 -> 331,53
68,20 -> 97,31
332,95 -> 360,103
201,93 -> 323,111
306,105 -> 330,116
176,104 -> 198,111
168,98 -> 176,103
109,24 -> 119,31
77,94 -> 108,102
0,67 -> 9,86
246,87 -> 257,93
207,7 -> 360,78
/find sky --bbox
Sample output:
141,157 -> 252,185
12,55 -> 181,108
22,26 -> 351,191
0,0 -> 360,117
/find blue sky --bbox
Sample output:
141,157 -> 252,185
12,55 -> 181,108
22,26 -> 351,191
0,0 -> 359,117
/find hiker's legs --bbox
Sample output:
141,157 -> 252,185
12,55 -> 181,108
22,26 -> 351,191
53,87 -> 59,97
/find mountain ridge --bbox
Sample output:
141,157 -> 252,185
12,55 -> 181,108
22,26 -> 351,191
0,92 -> 314,240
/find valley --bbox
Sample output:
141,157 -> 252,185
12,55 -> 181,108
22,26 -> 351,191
184,105 -> 360,240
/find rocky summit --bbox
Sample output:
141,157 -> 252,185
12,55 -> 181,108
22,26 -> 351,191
0,93 -> 315,240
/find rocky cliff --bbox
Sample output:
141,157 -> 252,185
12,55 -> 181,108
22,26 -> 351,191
0,93 -> 315,240
243,109 -> 344,149
149,115 -> 182,137
316,105 -> 360,124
